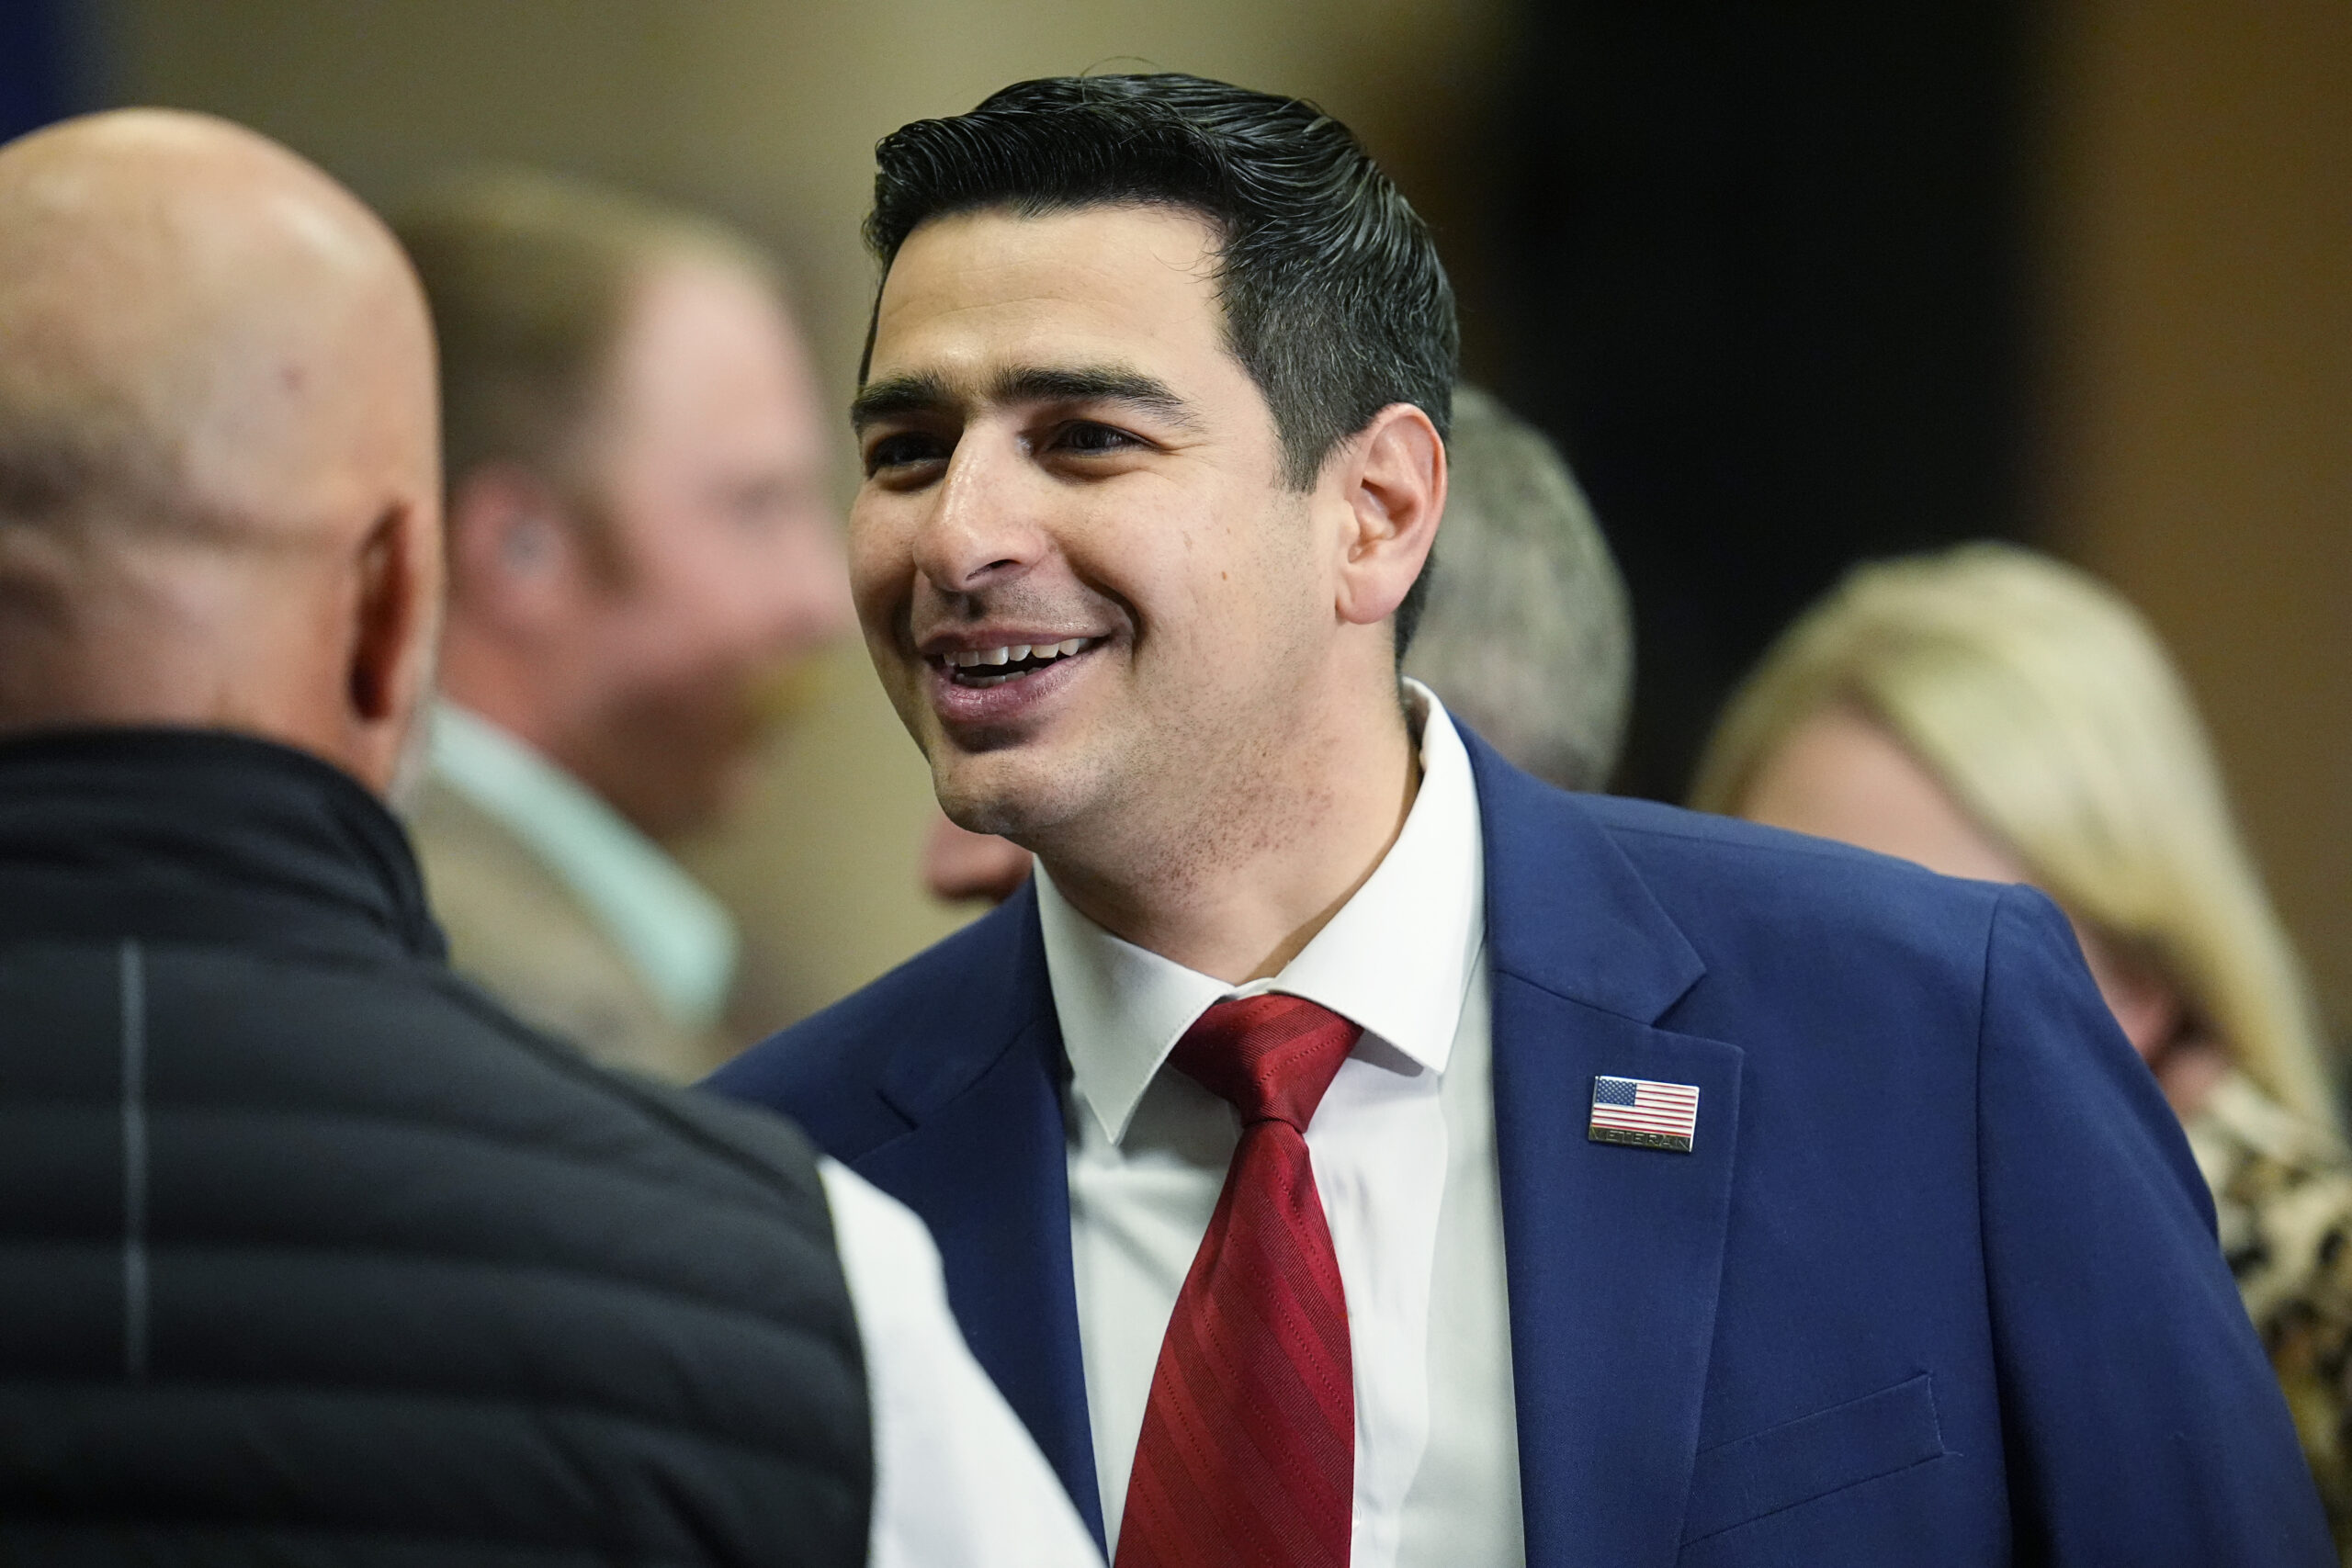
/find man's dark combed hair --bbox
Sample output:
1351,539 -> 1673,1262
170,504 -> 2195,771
865,73 -> 1459,649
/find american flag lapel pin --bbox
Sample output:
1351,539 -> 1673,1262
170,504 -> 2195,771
1589,1075 -> 1701,1154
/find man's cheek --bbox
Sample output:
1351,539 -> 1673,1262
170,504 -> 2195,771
845,501 -> 906,565
847,563 -> 909,641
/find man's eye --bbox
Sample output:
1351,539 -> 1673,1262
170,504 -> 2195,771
1053,422 -> 1140,456
864,433 -> 948,476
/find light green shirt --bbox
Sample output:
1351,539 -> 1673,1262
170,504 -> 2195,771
426,703 -> 737,1031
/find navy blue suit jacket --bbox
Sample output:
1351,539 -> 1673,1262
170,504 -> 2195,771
711,733 -> 2330,1565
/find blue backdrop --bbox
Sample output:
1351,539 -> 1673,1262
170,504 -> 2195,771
2,0 -> 87,143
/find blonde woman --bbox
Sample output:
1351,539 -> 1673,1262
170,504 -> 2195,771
1693,541 -> 2352,1547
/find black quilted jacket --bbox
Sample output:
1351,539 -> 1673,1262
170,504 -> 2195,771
0,728 -> 870,1566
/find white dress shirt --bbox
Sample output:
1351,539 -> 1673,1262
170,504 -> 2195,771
1042,683 -> 1524,1568
820,1160 -> 1105,1568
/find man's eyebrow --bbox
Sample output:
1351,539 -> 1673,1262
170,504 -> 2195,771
850,365 -> 1198,434
849,372 -> 955,433
990,366 -> 1196,427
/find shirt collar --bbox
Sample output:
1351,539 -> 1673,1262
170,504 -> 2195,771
425,702 -> 738,1030
1038,681 -> 1487,1145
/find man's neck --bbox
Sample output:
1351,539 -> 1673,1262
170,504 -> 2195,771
1040,687 -> 1422,985
435,635 -> 639,831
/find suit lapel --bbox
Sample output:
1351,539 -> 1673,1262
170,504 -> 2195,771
1466,735 -> 1744,1568
847,886 -> 1107,1549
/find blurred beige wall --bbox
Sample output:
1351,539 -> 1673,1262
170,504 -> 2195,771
2041,0 -> 2352,1037
99,0 -> 1510,1033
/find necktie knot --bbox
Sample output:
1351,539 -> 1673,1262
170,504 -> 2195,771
1168,993 -> 1361,1132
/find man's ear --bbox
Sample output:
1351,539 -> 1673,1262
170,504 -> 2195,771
1329,402 -> 1445,630
444,462 -> 585,635
345,496 -> 442,793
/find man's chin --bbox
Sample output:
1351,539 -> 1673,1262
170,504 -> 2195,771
931,752 -> 1086,847
933,790 -> 1039,845
584,721 -> 761,843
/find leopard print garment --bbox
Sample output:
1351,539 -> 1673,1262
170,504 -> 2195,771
2187,1071 -> 2352,1560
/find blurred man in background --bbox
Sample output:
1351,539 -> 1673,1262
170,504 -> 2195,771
920,382 -> 1634,904
1405,384 -> 1630,792
395,173 -> 851,1080
0,108 -> 1098,1567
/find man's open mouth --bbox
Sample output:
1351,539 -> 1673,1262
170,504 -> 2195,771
933,637 -> 1103,688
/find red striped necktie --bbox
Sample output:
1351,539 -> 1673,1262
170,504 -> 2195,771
1114,993 -> 1363,1568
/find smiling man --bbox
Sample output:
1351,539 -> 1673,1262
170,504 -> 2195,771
709,74 -> 2330,1567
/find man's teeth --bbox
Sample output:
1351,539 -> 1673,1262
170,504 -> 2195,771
945,637 -> 1092,670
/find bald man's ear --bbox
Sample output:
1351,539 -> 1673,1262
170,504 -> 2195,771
345,500 -> 439,793
1329,402 -> 1445,634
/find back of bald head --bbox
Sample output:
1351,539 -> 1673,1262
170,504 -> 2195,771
0,109 -> 442,793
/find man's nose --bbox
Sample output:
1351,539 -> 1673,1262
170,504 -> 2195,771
910,433 -> 1048,596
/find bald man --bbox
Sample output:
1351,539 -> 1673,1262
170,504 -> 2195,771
0,111 -> 1099,1567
